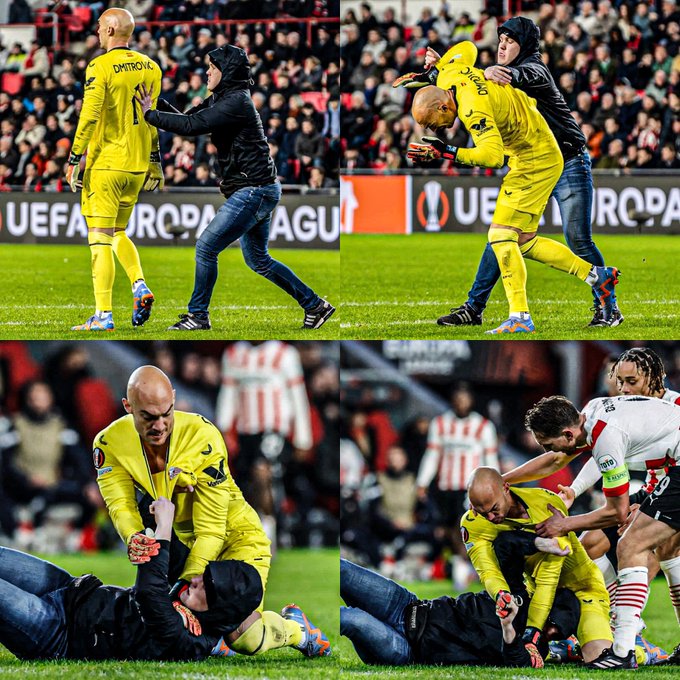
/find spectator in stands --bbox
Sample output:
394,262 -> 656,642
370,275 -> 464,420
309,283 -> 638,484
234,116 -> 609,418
416,383 -> 498,590
0,380 -> 96,535
295,118 -> 324,174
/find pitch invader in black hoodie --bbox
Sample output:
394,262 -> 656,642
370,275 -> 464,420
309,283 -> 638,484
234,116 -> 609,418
0,497 -> 262,661
136,45 -> 335,331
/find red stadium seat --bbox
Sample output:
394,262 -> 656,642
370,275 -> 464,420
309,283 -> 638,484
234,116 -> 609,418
72,6 -> 92,26
341,92 -> 353,109
74,378 -> 117,445
1,72 -> 24,95
300,91 -> 330,112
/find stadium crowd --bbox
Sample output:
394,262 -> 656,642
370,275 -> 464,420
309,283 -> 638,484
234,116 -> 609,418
340,0 -> 680,172
339,341 -> 680,584
0,340 -> 339,553
0,0 -> 340,191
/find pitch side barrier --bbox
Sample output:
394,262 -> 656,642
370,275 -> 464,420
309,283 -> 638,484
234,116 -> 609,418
0,188 -> 339,250
340,172 -> 680,235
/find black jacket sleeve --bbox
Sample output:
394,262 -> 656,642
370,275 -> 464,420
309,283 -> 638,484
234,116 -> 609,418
507,63 -> 554,95
501,637 -> 533,667
145,96 -> 242,137
134,540 -> 217,660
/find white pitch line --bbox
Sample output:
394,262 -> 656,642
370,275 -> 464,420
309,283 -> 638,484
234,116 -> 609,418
14,304 -> 291,311
343,299 -> 680,307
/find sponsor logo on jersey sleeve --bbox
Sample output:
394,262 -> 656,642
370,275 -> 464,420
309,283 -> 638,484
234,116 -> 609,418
93,447 -> 105,469
97,466 -> 113,477
597,454 -> 617,471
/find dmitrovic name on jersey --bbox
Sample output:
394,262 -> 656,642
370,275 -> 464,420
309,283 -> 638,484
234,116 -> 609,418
72,47 -> 161,173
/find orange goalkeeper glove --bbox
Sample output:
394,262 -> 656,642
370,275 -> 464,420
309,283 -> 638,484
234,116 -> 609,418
127,531 -> 160,564
407,136 -> 458,164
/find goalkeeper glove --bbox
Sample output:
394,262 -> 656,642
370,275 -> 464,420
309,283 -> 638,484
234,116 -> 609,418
407,136 -> 458,164
522,626 -> 545,668
393,67 -> 440,89
65,152 -> 83,192
144,150 -> 164,191
127,530 -> 161,564
495,590 -> 514,619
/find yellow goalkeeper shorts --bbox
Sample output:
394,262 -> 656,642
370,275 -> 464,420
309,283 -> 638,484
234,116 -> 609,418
81,168 -> 145,229
492,136 -> 563,233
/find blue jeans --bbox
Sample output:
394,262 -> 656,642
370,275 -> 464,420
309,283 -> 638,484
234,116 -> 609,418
340,558 -> 416,665
0,547 -> 73,659
188,181 -> 320,316
467,150 -> 604,311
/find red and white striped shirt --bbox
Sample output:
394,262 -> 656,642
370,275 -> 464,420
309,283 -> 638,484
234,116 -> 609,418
417,411 -> 499,491
215,341 -> 312,450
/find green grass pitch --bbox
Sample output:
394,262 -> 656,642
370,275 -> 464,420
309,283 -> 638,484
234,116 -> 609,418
341,233 -> 680,339
0,547 -> 341,679
339,576 -> 680,678
0,244 -> 339,340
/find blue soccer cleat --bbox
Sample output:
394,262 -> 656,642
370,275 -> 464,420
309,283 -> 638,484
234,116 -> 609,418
132,281 -> 155,327
281,603 -> 331,657
547,636 -> 583,663
635,634 -> 669,665
72,313 -> 114,331
592,266 -> 620,324
486,316 -> 535,334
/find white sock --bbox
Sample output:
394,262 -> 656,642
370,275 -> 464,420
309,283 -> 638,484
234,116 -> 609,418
593,554 -> 618,616
132,278 -> 145,292
660,555 -> 680,625
586,266 -> 599,286
509,311 -> 531,321
613,567 -> 648,657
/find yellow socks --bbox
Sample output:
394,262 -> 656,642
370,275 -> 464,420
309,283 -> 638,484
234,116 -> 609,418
88,231 -> 114,312
488,227 -> 528,315
229,611 -> 302,655
113,230 -> 144,284
520,235 -> 592,280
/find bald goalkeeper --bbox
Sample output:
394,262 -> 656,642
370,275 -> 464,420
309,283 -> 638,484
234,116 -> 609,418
93,366 -> 331,658
67,8 -> 162,332
406,42 -> 620,334
463,467 -> 612,663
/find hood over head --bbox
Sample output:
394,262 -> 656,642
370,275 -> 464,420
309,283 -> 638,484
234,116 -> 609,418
208,44 -> 251,93
498,16 -> 541,65
194,560 -> 263,635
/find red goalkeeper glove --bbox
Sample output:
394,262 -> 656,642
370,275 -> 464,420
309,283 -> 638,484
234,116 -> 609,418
522,626 -> 545,668
495,590 -> 514,619
127,531 -> 160,564
65,152 -> 83,192
393,67 -> 439,89
407,136 -> 458,164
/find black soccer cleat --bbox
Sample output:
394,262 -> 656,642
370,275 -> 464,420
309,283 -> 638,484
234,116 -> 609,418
586,647 -> 637,670
658,642 -> 680,665
437,303 -> 483,326
167,313 -> 211,331
303,299 -> 335,329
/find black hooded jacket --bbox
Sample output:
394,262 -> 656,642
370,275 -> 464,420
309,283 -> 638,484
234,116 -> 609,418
61,542 -> 262,660
145,45 -> 277,197
498,17 -> 586,160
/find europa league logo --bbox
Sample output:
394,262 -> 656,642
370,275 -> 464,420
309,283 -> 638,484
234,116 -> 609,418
416,180 -> 449,231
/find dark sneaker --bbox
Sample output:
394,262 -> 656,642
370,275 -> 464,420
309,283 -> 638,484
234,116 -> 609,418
303,299 -> 335,329
657,642 -> 680,665
589,304 -> 624,328
586,647 -> 637,670
437,303 -> 483,326
167,313 -> 211,331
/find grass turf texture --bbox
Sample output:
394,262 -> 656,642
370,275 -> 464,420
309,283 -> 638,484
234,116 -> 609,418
0,547 -> 341,679
341,234 -> 680,339
339,576 -> 680,678
0,244 -> 339,340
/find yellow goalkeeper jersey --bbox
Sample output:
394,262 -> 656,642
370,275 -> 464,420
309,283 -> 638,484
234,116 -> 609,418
94,410 -> 270,580
73,47 -> 161,172
461,486 -> 607,630
434,42 -> 558,170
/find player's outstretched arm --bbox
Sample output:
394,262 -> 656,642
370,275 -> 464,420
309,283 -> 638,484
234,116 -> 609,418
503,450 -> 572,484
